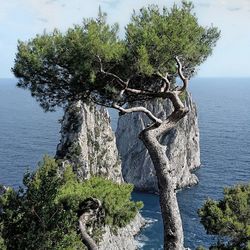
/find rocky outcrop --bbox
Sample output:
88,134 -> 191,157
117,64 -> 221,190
99,213 -> 145,250
56,101 -> 123,183
56,101 -> 144,249
78,197 -> 145,250
116,92 -> 200,193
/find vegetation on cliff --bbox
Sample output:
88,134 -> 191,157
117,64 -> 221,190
198,184 -> 250,250
0,156 -> 142,250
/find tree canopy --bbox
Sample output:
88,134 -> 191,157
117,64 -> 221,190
12,1 -> 220,112
198,184 -> 250,250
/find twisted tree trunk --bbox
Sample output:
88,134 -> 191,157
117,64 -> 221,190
139,109 -> 187,250
99,56 -> 191,249
78,198 -> 103,250
79,219 -> 98,250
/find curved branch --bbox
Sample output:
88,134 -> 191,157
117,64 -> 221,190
96,55 -> 188,121
112,103 -> 163,124
175,57 -> 188,92
156,72 -> 170,92
165,91 -> 185,111
78,198 -> 103,250
97,55 -> 127,87
79,219 -> 98,250
125,87 -> 154,95
140,107 -> 189,139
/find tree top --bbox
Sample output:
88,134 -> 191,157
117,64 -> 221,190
13,1 -> 220,112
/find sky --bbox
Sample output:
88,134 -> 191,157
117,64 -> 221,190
0,0 -> 250,78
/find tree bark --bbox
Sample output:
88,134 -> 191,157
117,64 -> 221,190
78,198 -> 103,250
100,56 -> 190,249
79,219 -> 98,250
139,109 -> 188,250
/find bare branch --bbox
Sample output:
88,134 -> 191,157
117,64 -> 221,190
96,56 -> 173,99
175,56 -> 188,92
31,206 -> 43,225
112,103 -> 163,124
95,55 -> 188,117
79,219 -> 98,250
125,87 -> 154,95
156,72 -> 170,92
140,107 -> 189,139
165,91 -> 185,111
97,55 -> 137,99
97,55 -> 127,87
78,198 -> 102,250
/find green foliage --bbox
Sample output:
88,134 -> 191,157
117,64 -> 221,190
13,10 -> 125,111
0,223 -> 6,250
0,156 -> 141,249
12,2 -> 220,111
198,184 -> 250,250
126,1 -> 220,76
0,238 -> 6,250
196,246 -> 207,250
57,171 -> 143,228
179,89 -> 187,102
0,156 -> 83,250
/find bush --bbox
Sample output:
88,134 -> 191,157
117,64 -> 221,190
0,156 -> 83,250
0,156 -> 142,249
198,184 -> 250,250
57,167 -> 143,228
196,246 -> 207,250
0,226 -> 6,250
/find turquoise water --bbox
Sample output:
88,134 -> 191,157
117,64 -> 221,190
0,78 -> 249,249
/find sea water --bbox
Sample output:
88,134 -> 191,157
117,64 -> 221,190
0,78 -> 249,249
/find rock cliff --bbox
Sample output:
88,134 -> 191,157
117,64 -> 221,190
56,101 -> 144,249
116,92 -> 200,193
56,101 -> 123,183
99,213 -> 145,250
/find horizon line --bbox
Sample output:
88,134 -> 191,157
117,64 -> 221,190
1,76 -> 250,81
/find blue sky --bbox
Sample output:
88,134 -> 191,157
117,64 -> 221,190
1,0 -> 250,78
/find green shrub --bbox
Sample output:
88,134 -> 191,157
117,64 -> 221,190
196,246 -> 207,250
0,156 -> 142,249
57,168 -> 143,228
198,184 -> 250,250
0,156 -> 83,250
0,223 -> 6,250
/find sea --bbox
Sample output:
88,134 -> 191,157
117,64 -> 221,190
0,78 -> 249,249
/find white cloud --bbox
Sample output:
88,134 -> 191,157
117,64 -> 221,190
217,0 -> 250,9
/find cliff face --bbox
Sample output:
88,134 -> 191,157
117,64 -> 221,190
56,101 -> 144,249
99,213 -> 145,250
116,92 -> 200,193
56,101 -> 123,183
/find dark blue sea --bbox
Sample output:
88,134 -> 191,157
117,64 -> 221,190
0,78 -> 249,249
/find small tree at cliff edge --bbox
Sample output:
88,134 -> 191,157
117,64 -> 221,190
12,2 -> 220,249
198,184 -> 250,250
